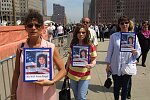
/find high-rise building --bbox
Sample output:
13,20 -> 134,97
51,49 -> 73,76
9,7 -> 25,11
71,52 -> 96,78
90,0 -> 150,24
0,0 -> 45,25
51,4 -> 66,25
42,0 -> 47,16
83,0 -> 91,17
20,0 -> 28,22
27,0 -> 42,14
0,0 -> 20,25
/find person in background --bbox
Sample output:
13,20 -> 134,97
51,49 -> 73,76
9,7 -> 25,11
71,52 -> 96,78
82,17 -> 98,50
41,23 -> 49,41
57,24 -> 64,46
11,9 -> 66,100
66,24 -> 97,100
105,16 -> 141,100
94,23 -> 100,38
136,21 -> 150,67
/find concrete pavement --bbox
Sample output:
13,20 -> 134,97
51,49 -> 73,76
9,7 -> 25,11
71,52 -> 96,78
56,38 -> 150,100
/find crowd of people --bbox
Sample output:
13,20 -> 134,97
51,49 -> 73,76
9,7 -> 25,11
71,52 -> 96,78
10,9 -> 150,100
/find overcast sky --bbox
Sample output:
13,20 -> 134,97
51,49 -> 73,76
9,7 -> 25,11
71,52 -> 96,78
47,0 -> 83,23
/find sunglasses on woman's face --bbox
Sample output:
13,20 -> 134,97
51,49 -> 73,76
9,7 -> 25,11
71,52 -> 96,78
120,22 -> 129,25
26,23 -> 41,29
78,32 -> 86,34
82,21 -> 90,24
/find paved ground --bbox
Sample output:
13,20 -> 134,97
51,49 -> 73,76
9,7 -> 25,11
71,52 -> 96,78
56,38 -> 150,100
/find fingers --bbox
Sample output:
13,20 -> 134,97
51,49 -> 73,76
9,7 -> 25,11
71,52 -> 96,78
33,80 -> 54,86
131,49 -> 137,55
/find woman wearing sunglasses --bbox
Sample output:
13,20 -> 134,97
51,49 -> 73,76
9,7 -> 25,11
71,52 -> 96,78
11,9 -> 66,100
105,16 -> 141,100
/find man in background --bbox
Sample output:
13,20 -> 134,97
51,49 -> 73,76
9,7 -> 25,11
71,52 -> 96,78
82,17 -> 98,50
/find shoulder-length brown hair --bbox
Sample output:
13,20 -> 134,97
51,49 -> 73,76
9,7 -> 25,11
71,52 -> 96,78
71,24 -> 91,45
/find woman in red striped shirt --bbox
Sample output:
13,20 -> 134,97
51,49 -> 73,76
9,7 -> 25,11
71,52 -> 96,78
66,24 -> 97,100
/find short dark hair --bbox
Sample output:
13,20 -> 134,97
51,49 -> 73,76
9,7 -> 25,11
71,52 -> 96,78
37,54 -> 47,67
24,9 -> 44,25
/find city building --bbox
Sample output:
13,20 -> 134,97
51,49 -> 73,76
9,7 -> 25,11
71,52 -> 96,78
0,0 -> 47,25
51,3 -> 66,25
20,0 -> 43,22
83,0 -> 91,17
89,0 -> 150,24
0,0 -> 20,25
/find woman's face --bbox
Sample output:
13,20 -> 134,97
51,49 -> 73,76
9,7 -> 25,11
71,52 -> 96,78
25,19 -> 43,39
77,28 -> 86,41
128,38 -> 133,44
119,21 -> 129,32
81,51 -> 86,57
38,57 -> 46,65
142,24 -> 149,31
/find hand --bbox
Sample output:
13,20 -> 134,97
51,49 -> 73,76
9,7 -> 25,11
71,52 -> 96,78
84,64 -> 94,69
106,64 -> 111,73
65,75 -> 69,79
131,49 -> 138,55
34,79 -> 55,86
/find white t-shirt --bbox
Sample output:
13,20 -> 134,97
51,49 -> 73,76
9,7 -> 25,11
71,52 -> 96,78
57,25 -> 64,34
89,28 -> 98,46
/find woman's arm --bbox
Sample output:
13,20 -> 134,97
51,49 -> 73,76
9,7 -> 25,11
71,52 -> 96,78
52,47 -> 66,82
11,49 -> 20,100
65,53 -> 71,72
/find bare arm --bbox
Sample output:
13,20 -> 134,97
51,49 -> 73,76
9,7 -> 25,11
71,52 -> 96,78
52,47 -> 66,82
65,53 -> 71,71
11,49 -> 20,100
85,57 -> 96,69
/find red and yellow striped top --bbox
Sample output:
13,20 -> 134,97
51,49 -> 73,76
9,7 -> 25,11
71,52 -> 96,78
67,44 -> 97,81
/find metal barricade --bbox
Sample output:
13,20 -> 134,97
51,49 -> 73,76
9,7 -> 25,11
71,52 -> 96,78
0,55 -> 16,100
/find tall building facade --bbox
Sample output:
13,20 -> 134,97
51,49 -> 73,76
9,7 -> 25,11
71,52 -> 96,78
20,0 -> 28,22
0,0 -> 47,25
42,0 -> 47,16
83,0 -> 91,17
0,0 -> 20,25
51,4 -> 66,25
27,0 -> 42,14
90,0 -> 150,24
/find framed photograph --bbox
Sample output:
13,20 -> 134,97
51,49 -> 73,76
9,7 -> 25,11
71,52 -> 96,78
120,32 -> 136,52
23,48 -> 52,82
72,45 -> 90,67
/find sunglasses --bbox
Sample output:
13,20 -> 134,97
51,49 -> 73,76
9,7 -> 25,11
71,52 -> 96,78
82,21 -> 89,24
120,22 -> 129,25
78,32 -> 86,34
26,23 -> 41,29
